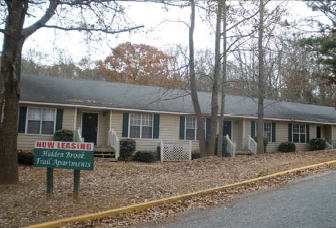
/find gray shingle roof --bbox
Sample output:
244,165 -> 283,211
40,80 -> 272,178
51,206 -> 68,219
20,74 -> 336,123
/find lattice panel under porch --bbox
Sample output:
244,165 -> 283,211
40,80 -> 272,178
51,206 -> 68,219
161,141 -> 191,161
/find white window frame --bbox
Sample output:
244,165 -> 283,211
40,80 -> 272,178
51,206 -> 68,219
254,122 -> 273,142
264,122 -> 272,142
129,113 -> 154,139
185,117 -> 206,141
26,107 -> 56,135
292,123 -> 306,143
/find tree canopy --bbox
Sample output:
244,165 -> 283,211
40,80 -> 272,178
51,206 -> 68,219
302,0 -> 336,82
96,42 -> 185,88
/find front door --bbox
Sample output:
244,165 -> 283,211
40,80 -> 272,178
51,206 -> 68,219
316,126 -> 321,138
223,121 -> 232,139
82,112 -> 98,145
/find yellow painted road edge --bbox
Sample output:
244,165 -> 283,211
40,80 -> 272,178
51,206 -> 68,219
24,160 -> 336,228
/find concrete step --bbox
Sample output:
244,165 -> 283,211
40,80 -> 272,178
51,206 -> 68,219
94,147 -> 115,158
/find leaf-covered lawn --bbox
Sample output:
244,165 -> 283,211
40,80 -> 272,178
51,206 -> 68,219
1,151 -> 336,228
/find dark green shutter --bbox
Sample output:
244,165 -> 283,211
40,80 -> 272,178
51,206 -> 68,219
153,114 -> 160,139
272,122 -> 276,142
179,116 -> 185,139
122,113 -> 129,137
251,121 -> 256,137
306,125 -> 310,143
55,109 -> 63,131
18,106 -> 27,133
206,118 -> 211,139
288,123 -> 292,142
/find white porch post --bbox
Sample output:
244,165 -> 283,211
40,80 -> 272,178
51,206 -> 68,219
73,107 -> 77,131
109,110 -> 112,130
331,125 -> 334,149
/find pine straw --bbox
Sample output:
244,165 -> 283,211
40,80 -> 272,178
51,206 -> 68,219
1,151 -> 336,228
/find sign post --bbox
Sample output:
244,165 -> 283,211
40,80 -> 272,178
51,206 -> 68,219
46,168 -> 54,199
34,141 -> 94,200
73,170 -> 80,200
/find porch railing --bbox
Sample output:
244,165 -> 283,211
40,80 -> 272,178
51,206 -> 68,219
108,129 -> 120,159
325,140 -> 333,150
74,127 -> 84,142
225,134 -> 236,157
243,135 -> 257,155
332,140 -> 336,149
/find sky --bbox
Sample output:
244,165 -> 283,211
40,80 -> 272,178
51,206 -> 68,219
0,1 -> 326,65
22,2 -> 213,64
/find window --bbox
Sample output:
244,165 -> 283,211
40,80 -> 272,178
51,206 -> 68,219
252,121 -> 275,142
129,113 -> 153,139
185,117 -> 206,140
27,108 -> 56,135
264,122 -> 272,142
293,124 -> 306,143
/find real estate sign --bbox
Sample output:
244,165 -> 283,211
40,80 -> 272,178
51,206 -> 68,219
34,141 -> 94,171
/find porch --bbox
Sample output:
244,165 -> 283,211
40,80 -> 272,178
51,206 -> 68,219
73,108 -> 120,159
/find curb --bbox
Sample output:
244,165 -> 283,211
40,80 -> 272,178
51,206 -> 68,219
24,160 -> 336,228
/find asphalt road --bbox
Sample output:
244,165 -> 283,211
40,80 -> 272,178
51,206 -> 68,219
148,172 -> 336,228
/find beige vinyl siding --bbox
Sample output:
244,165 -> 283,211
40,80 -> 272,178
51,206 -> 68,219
231,119 -> 242,149
332,126 -> 336,142
268,122 -> 316,152
324,125 -> 332,143
111,111 -> 123,138
17,134 -> 53,150
310,124 -> 316,141
112,111 -> 160,152
242,120 -> 313,153
76,111 -> 82,130
17,106 -> 75,150
112,111 -> 200,152
62,107 -> 76,130
244,119 -> 252,139
267,122 -> 287,152
160,114 -> 180,140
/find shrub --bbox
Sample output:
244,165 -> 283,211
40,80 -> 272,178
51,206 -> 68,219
18,151 -> 34,165
133,151 -> 156,163
212,136 -> 228,157
278,141 -> 296,152
253,136 -> 269,152
119,139 -> 136,160
54,129 -> 73,141
309,138 -> 326,151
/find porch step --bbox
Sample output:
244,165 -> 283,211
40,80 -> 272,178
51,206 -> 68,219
94,147 -> 115,158
235,149 -> 254,155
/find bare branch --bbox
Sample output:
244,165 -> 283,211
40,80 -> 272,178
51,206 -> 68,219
42,24 -> 144,34
23,0 -> 60,38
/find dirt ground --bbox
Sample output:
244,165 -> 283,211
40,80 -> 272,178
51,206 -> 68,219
1,151 -> 336,228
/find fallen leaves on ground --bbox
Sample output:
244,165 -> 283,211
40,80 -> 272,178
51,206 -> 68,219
1,151 -> 336,228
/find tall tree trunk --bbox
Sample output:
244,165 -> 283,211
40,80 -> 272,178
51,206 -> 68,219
188,0 -> 206,157
207,0 -> 222,156
0,1 -> 27,184
0,53 -> 4,127
257,0 -> 265,154
218,0 -> 226,157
